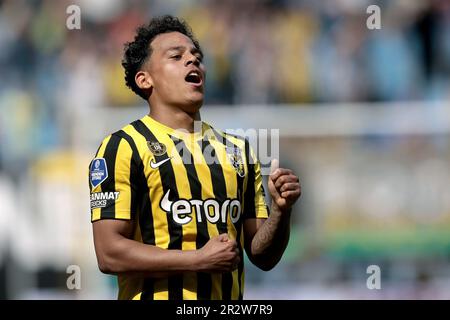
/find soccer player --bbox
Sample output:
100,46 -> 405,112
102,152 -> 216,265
89,15 -> 301,300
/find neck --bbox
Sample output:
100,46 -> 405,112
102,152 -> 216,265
148,101 -> 201,133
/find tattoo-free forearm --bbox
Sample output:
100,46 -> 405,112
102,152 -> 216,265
250,204 -> 291,270
96,236 -> 199,278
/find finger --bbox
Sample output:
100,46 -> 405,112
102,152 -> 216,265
280,182 -> 300,193
228,240 -> 238,249
274,175 -> 299,189
281,189 -> 301,199
270,168 -> 293,182
270,159 -> 279,175
218,233 -> 229,242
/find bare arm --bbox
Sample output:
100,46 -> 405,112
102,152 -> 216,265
93,219 -> 240,278
244,160 -> 301,271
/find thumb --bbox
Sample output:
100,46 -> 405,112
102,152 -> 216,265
268,159 -> 280,199
270,159 -> 279,175
218,233 -> 229,242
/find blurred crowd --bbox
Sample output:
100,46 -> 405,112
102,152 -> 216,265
1,0 -> 450,175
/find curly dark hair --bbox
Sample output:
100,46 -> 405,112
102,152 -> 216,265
122,15 -> 202,100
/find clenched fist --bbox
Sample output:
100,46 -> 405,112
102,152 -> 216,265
196,233 -> 240,273
268,159 -> 301,211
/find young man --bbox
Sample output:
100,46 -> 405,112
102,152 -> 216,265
89,15 -> 301,300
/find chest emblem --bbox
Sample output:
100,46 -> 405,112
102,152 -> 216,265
226,146 -> 245,177
147,141 -> 167,156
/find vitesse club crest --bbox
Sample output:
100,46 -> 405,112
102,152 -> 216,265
226,146 -> 245,177
147,141 -> 167,156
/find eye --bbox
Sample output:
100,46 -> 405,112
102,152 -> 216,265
171,54 -> 182,60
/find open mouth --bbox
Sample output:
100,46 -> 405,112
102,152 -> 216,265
185,70 -> 202,85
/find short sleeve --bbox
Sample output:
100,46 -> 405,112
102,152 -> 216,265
89,134 -> 139,222
243,140 -> 269,220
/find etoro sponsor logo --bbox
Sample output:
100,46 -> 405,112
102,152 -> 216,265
90,191 -> 120,209
160,190 -> 241,225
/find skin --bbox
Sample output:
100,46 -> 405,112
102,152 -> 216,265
93,32 -> 301,278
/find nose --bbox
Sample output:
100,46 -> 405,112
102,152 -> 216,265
185,54 -> 200,67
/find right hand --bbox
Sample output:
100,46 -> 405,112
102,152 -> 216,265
196,234 -> 240,273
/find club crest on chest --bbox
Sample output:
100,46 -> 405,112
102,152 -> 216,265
226,146 -> 245,177
147,141 -> 167,157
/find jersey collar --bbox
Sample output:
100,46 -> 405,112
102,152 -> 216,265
141,115 -> 216,142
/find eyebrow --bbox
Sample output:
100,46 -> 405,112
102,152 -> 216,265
166,46 -> 203,58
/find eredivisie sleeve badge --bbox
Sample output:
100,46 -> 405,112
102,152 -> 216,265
90,158 -> 108,188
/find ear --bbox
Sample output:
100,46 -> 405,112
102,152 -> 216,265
135,70 -> 153,91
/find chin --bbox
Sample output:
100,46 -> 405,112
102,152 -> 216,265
183,96 -> 204,113
184,100 -> 203,114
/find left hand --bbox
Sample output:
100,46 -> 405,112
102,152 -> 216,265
268,159 -> 301,211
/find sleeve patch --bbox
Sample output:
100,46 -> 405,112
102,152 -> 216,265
90,158 -> 108,188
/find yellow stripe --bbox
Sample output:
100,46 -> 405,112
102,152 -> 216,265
91,135 -> 111,221
123,124 -> 169,248
124,124 -> 171,299
144,127 -> 187,300
191,140 -> 221,299
222,133 -> 249,299
154,279 -> 169,300
240,222 -> 245,297
166,136 -> 198,300
133,293 -> 142,300
252,151 -> 269,219
146,129 -> 170,250
209,138 -> 241,299
114,138 -> 132,219
210,138 -> 238,239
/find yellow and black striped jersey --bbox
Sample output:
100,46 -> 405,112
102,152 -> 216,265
89,115 -> 269,300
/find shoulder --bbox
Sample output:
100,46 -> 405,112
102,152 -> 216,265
94,120 -> 147,160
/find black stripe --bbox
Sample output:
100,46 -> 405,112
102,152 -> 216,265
199,138 -> 228,231
115,130 -> 156,299
90,144 -> 103,190
236,171 -> 245,301
243,139 -> 256,219
209,128 -> 247,300
199,137 -> 232,300
208,129 -> 246,204
89,144 -> 104,221
115,130 -> 154,242
238,138 -> 256,299
131,120 -> 183,300
171,136 -> 212,300
100,134 -> 122,219
208,129 -> 248,300
115,131 -> 143,221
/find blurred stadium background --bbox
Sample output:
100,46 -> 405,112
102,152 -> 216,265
1,0 -> 450,299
